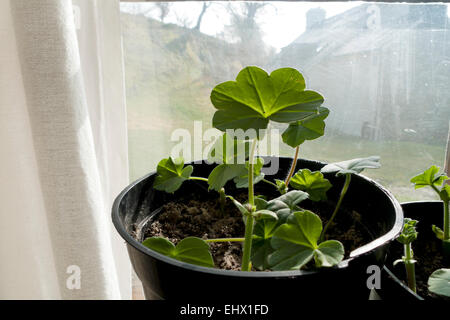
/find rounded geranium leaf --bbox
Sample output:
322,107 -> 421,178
439,185 -> 450,201
153,157 -> 193,193
142,237 -> 175,256
268,211 -> 344,270
321,156 -> 381,176
251,200 -> 291,270
281,107 -> 329,148
254,210 -> 278,221
314,240 -> 344,267
411,165 -> 448,189
428,268 -> 450,298
211,66 -> 324,131
174,237 -> 215,268
142,237 -> 214,268
207,163 -> 246,191
290,169 -> 332,201
270,190 -> 309,210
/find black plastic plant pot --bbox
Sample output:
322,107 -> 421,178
112,157 -> 403,300
377,201 -> 445,301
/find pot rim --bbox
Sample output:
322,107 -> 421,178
382,266 -> 424,300
112,157 -> 403,278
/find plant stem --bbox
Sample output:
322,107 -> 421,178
189,176 -> 209,182
219,187 -> 226,213
262,178 -> 278,188
404,243 -> 417,293
320,173 -> 351,242
432,185 -> 450,259
205,238 -> 245,243
241,215 -> 254,271
247,139 -> 257,207
443,200 -> 450,261
241,139 -> 258,272
285,146 -> 299,186
444,200 -> 449,241
432,185 -> 448,239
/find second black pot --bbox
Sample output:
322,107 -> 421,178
112,157 -> 403,300
377,201 -> 446,300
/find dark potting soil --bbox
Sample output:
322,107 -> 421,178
141,188 -> 372,271
387,236 -> 445,298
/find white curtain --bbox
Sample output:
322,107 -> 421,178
0,0 -> 131,299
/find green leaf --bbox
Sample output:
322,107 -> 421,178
253,216 -> 280,239
142,237 -> 174,256
234,157 -> 265,188
226,195 -> 250,216
251,200 -> 291,270
206,133 -> 256,191
275,179 -> 287,194
410,165 -> 448,190
281,107 -> 329,148
314,240 -> 346,267
207,163 -> 246,191
432,225 -> 444,240
254,196 -> 268,211
290,169 -> 332,202
268,211 -> 344,270
265,200 -> 292,223
206,133 -> 253,191
396,218 -> 418,245
174,237 -> 214,267
153,157 -> 193,193
254,210 -> 278,221
321,156 -> 381,176
142,237 -> 214,268
211,66 -> 324,131
271,190 -> 309,210
268,241 -> 315,270
254,197 -> 268,212
439,185 -> 450,202
428,268 -> 450,298
251,226 -> 277,270
273,210 -> 322,247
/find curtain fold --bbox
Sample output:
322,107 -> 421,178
0,0 -> 130,299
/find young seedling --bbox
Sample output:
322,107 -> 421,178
143,66 -> 347,271
394,218 -> 418,293
209,66 -> 328,271
411,165 -> 450,258
319,156 -> 381,242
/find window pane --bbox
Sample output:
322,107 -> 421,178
121,1 -> 449,202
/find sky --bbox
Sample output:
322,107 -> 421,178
121,1 -> 450,52
199,2 -> 359,50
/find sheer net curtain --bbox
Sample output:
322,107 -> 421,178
0,0 -> 130,299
